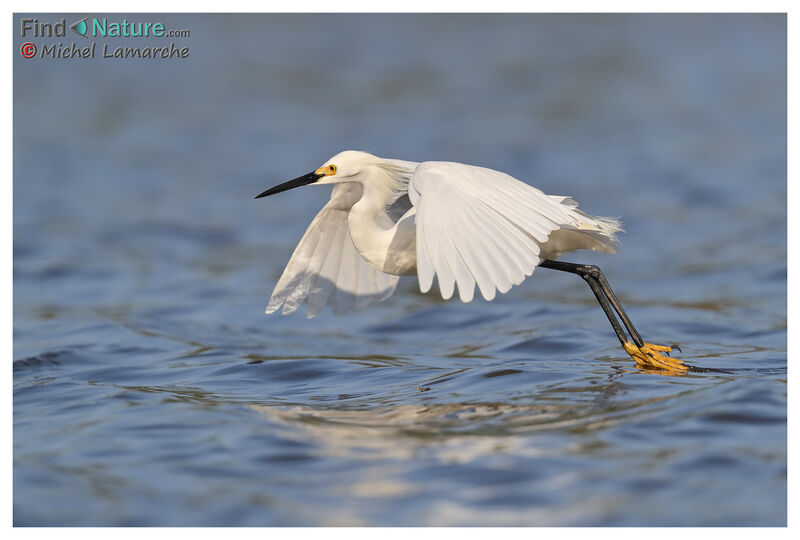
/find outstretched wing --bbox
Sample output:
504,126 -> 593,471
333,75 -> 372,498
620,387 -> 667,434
408,161 -> 620,302
266,183 -> 400,317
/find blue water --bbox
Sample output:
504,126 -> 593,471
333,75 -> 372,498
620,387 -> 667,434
14,14 -> 786,526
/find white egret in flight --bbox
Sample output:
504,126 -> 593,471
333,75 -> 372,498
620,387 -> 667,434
256,151 -> 684,372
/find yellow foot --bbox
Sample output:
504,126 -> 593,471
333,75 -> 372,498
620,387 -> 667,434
623,341 -> 687,373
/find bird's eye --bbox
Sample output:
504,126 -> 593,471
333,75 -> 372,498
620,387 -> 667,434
328,165 -> 337,173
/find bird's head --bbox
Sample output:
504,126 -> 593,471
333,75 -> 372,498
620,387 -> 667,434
255,150 -> 383,198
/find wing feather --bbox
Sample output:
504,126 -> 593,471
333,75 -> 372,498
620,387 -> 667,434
266,183 -> 400,317
415,196 -> 436,294
442,220 -> 476,302
461,197 -> 526,294
466,207 -> 519,292
305,212 -> 348,317
426,201 -> 456,299
333,230 -> 359,316
282,219 -> 332,315
409,161 -> 617,302
448,207 -> 495,300
354,255 -> 376,310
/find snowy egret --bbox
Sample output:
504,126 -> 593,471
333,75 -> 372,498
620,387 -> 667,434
256,151 -> 684,372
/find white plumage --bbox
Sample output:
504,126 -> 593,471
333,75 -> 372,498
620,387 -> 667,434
260,150 -> 621,318
266,182 -> 400,317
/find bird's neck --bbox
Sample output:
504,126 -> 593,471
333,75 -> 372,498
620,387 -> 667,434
347,168 -> 404,272
353,182 -> 394,223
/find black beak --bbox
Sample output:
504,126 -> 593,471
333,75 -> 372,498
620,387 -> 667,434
255,171 -> 322,199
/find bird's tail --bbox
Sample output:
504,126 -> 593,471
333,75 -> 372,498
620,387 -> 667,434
544,195 -> 623,256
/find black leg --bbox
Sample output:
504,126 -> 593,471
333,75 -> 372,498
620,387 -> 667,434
582,273 -> 629,347
539,259 -> 645,348
581,266 -> 645,347
539,259 -> 685,372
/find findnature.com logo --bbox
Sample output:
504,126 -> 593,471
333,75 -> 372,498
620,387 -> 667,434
22,17 -> 190,38
19,16 -> 191,59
